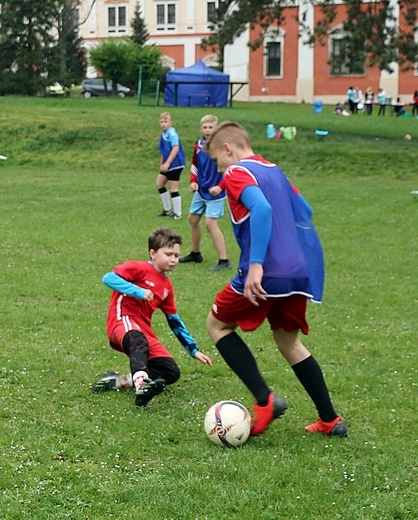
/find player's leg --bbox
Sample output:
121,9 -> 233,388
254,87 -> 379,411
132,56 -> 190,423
180,193 -> 204,263
122,330 -> 150,391
207,313 -> 287,436
148,357 -> 181,385
156,173 -> 172,215
207,312 -> 271,402
270,295 -> 347,438
134,336 -> 179,406
206,286 -> 287,435
205,200 -> 231,271
168,173 -> 182,218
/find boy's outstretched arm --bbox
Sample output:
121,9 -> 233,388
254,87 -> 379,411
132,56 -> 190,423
102,272 -> 154,301
166,313 -> 212,366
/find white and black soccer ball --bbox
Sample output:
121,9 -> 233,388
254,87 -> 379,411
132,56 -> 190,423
204,400 -> 251,447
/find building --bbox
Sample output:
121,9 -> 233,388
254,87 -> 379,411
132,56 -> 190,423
77,0 -> 418,104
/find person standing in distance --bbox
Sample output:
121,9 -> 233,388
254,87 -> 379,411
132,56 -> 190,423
180,114 -> 232,272
156,112 -> 185,220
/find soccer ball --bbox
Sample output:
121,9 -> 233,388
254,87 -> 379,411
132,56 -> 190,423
404,134 -> 411,141
204,400 -> 251,447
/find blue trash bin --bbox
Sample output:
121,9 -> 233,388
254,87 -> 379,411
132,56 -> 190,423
313,100 -> 323,114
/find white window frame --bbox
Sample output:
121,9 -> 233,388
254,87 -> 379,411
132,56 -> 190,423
156,2 -> 177,32
263,28 -> 285,79
107,5 -> 128,34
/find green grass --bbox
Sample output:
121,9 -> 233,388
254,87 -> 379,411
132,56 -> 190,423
0,97 -> 417,519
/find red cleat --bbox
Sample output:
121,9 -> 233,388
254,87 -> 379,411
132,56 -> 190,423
305,417 -> 348,437
250,392 -> 288,436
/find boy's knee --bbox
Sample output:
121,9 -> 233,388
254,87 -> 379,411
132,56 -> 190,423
122,330 -> 149,355
160,358 -> 181,385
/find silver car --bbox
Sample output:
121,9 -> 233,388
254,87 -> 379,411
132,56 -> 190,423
81,78 -> 131,98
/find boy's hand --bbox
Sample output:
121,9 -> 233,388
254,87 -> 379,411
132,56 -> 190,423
161,161 -> 170,172
209,186 -> 222,196
244,264 -> 267,306
143,289 -> 154,301
194,351 -> 213,366
189,182 -> 198,192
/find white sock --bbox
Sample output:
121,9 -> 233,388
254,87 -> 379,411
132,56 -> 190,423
132,370 -> 149,391
172,194 -> 182,216
160,191 -> 172,212
116,373 -> 133,389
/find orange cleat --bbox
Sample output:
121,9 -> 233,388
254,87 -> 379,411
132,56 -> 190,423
305,417 -> 348,437
250,392 -> 288,436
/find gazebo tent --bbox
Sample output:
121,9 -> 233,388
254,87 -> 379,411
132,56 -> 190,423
164,60 -> 230,107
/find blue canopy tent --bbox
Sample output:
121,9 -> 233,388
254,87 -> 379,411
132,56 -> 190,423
164,60 -> 230,107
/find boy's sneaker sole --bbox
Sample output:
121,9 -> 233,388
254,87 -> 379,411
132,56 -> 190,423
250,393 -> 288,436
305,417 -> 348,437
135,378 -> 166,407
91,371 -> 119,392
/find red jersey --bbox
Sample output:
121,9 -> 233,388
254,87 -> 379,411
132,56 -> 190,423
106,260 -> 177,339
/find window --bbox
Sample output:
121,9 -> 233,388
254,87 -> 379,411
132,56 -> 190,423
156,3 -> 176,31
330,35 -> 365,75
108,6 -> 127,33
415,30 -> 418,75
263,28 -> 284,78
74,7 -> 80,34
207,2 -> 216,24
266,42 -> 282,77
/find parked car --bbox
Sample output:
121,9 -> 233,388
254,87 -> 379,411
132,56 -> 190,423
81,79 -> 132,98
45,82 -> 70,97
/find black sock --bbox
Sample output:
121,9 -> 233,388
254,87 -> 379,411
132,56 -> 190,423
292,356 -> 337,422
218,259 -> 229,264
216,332 -> 270,406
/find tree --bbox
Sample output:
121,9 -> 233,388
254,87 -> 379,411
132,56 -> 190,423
130,4 -> 149,46
0,0 -> 85,95
89,39 -> 129,95
89,39 -> 161,94
0,0 -> 56,95
47,0 -> 86,86
203,0 -> 418,73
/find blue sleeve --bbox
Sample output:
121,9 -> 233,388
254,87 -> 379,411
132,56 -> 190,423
297,194 -> 313,219
168,127 -> 180,146
240,185 -> 272,264
102,272 -> 147,299
166,313 -> 198,358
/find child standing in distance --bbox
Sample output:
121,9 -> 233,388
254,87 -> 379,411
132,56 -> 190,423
179,114 -> 232,272
157,112 -> 185,219
205,121 -> 347,437
92,227 -> 212,407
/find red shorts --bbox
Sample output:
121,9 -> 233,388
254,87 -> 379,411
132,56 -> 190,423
108,318 -> 172,360
211,284 -> 309,334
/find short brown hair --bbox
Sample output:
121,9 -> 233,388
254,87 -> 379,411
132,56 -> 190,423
148,227 -> 182,252
205,121 -> 251,153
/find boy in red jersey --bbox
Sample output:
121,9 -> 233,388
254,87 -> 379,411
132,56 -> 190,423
92,227 -> 212,406
205,122 -> 347,437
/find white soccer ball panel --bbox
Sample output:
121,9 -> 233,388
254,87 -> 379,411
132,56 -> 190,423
204,400 -> 251,447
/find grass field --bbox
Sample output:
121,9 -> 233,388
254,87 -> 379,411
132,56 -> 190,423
0,96 -> 417,519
